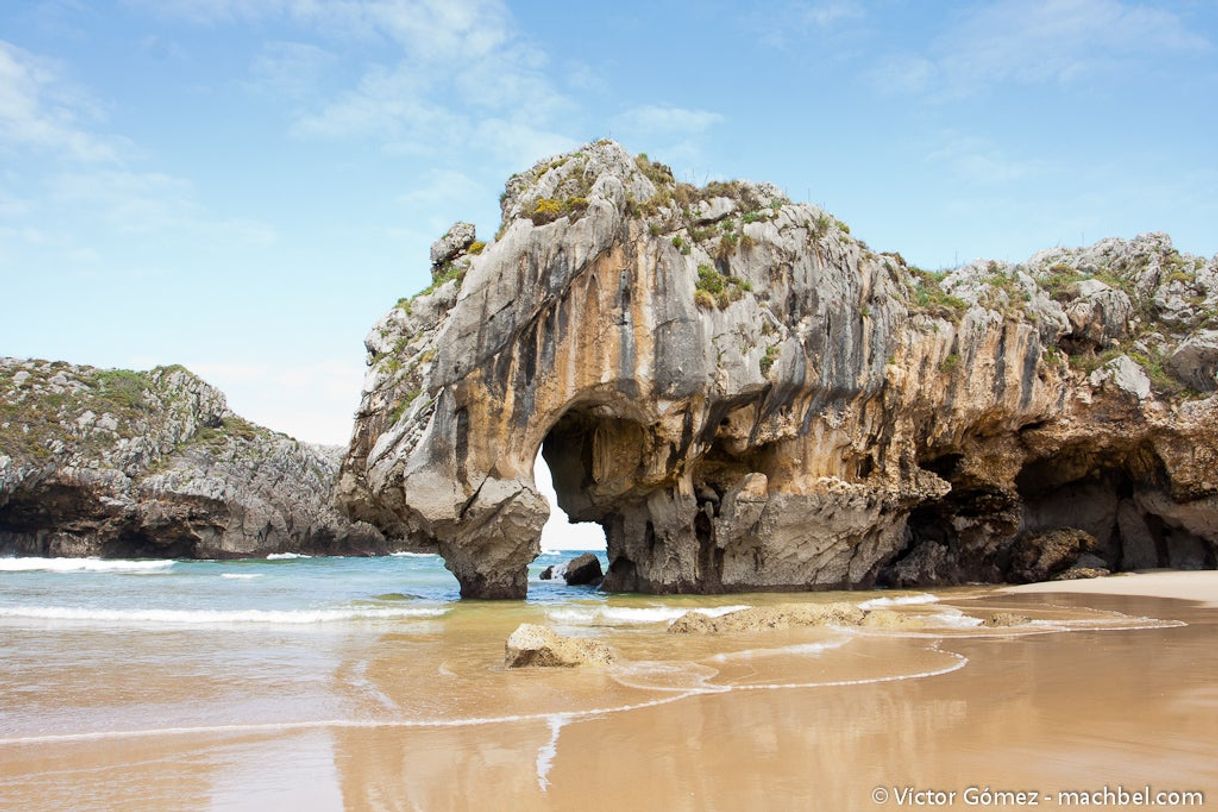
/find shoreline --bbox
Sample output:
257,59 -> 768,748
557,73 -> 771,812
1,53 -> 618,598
2,566 -> 1216,809
1005,569 -> 1218,606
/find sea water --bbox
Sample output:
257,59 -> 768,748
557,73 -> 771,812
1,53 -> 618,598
0,550 -> 608,623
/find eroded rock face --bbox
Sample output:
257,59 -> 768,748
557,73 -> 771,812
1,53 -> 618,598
0,358 -> 399,558
339,140 -> 1218,597
1009,528 -> 1097,583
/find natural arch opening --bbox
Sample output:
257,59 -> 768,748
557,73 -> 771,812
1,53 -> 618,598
533,449 -> 607,553
537,404 -> 655,590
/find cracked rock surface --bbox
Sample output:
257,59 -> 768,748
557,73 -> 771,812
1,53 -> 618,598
339,140 -> 1218,598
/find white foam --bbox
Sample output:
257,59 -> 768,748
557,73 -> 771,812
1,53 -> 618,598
547,604 -> 751,626
220,573 -> 263,580
0,557 -> 174,574
0,605 -> 447,625
925,610 -> 984,628
535,714 -> 568,792
265,552 -> 311,560
389,552 -> 437,558
710,636 -> 853,662
858,593 -> 939,610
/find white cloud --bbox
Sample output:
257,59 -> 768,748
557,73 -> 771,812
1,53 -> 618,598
0,40 -> 122,162
872,0 -> 1211,97
927,134 -> 1043,184
176,357 -> 364,445
611,105 -> 724,138
292,62 -> 464,144
607,105 -> 724,175
755,0 -> 866,48
49,169 -> 277,243
796,0 -> 864,27
249,41 -> 337,99
470,118 -> 579,168
396,168 -> 488,235
132,0 -> 578,166
0,189 -> 30,217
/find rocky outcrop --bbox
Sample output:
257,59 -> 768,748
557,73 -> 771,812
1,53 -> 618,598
0,358 -> 400,558
504,623 -> 615,667
339,140 -> 1218,598
1008,528 -> 1098,583
561,552 -> 603,586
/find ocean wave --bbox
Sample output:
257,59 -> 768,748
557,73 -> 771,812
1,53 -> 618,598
265,552 -> 311,560
0,605 -> 447,625
924,610 -> 984,628
219,573 -> 263,580
0,557 -> 174,574
547,604 -> 751,626
389,551 -> 438,558
858,593 -> 939,610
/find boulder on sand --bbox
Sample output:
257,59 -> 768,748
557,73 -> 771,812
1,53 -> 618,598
504,623 -> 615,668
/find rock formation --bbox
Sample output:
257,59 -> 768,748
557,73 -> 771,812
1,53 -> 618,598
339,139 -> 1218,598
0,358 -> 396,558
668,602 -> 866,634
560,552 -> 603,586
504,623 -> 615,667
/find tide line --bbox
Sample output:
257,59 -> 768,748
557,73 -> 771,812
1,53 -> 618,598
0,648 -> 969,748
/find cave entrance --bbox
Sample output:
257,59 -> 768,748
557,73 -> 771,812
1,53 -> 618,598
535,403 -> 653,586
534,448 -> 607,552
1016,443 -> 1216,571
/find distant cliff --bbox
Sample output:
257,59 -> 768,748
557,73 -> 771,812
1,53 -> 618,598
339,139 -> 1218,598
0,358 -> 397,558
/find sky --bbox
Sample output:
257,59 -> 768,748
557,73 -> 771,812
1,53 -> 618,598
2,1 -> 1217,545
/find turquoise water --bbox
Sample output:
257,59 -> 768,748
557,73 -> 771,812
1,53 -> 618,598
0,551 -> 610,621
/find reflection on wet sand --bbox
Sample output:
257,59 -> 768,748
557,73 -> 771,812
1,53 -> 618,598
2,589 -> 1216,810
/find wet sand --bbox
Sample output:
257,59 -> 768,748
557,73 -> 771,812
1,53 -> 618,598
2,580 -> 1217,810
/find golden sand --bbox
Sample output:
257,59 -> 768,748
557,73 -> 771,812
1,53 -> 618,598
2,579 -> 1217,810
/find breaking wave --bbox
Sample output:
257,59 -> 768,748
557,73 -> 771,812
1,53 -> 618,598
547,604 -> 751,626
0,605 -> 447,625
0,558 -> 174,574
858,593 -> 939,610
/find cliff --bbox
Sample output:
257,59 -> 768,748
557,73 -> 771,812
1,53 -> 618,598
0,358 -> 395,558
339,140 -> 1218,598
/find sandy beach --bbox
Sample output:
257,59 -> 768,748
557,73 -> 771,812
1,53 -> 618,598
2,564 -> 1216,810
1008,569 -> 1218,606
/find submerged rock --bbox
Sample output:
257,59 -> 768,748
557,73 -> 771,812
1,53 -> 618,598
1053,566 -> 1111,581
562,552 -> 603,586
667,602 -> 865,634
860,609 -> 927,629
0,358 -> 406,558
504,623 -> 615,667
982,612 -> 1033,627
339,139 -> 1218,598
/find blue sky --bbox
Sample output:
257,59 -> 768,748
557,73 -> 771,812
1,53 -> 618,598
2,0 -> 1217,450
